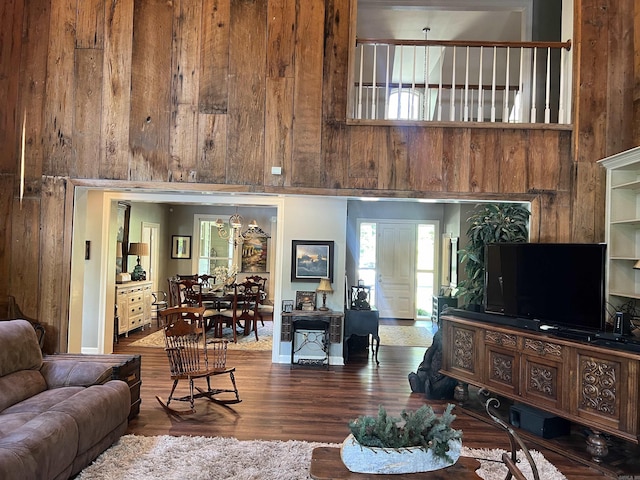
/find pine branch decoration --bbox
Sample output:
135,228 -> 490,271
348,404 -> 462,461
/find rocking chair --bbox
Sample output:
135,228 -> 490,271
155,306 -> 241,415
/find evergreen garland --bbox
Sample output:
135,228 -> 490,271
348,404 -> 462,461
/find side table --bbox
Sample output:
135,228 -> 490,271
344,309 -> 380,364
281,310 -> 343,368
309,447 -> 481,479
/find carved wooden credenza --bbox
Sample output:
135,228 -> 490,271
440,314 -> 640,461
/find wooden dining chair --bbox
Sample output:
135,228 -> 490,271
217,281 -> 260,342
176,279 -> 220,331
155,306 -> 241,415
167,277 -> 182,307
245,275 -> 272,325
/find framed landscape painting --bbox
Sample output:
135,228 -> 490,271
291,240 -> 334,282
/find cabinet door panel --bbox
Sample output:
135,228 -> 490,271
575,350 -> 623,430
447,325 -> 480,382
484,346 -> 518,395
521,355 -> 562,409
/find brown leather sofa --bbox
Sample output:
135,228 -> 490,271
0,319 -> 130,479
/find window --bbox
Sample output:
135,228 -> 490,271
196,216 -> 233,275
358,222 -> 377,307
416,224 -> 436,318
388,89 -> 422,120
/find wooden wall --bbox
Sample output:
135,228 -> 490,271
0,0 -> 636,352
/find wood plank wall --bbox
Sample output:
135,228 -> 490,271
0,0 -> 636,352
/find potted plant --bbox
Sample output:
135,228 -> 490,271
456,203 -> 530,310
340,404 -> 462,474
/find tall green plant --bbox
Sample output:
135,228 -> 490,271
456,203 -> 530,307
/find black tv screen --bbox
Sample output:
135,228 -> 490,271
484,243 -> 606,332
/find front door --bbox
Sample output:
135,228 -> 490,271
376,222 -> 415,319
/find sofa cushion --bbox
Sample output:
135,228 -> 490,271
0,410 -> 79,480
0,320 -> 42,377
40,360 -> 113,388
49,380 -> 131,455
1,385 -> 85,417
0,370 -> 47,412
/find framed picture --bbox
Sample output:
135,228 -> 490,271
295,291 -> 317,311
241,237 -> 268,272
291,240 -> 334,282
171,235 -> 192,259
282,300 -> 294,313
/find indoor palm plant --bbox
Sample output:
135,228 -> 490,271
456,203 -> 530,309
341,404 -> 462,474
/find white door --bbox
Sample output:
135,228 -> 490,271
376,222 -> 415,319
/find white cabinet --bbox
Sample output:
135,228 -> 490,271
115,281 -> 153,336
599,147 -> 640,307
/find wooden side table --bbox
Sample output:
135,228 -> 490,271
281,310 -> 343,368
344,308 -> 380,364
309,447 -> 481,479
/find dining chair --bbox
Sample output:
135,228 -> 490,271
151,291 -> 168,327
155,306 -> 241,415
167,277 -> 182,307
176,278 -> 220,331
217,281 -> 260,342
245,275 -> 271,325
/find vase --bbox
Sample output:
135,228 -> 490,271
340,434 -> 462,474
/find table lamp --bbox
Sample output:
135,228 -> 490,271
128,242 -> 149,281
316,277 -> 334,311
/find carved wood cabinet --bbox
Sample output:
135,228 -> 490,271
440,314 -> 640,445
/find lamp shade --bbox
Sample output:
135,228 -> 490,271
128,242 -> 149,257
316,277 -> 334,293
634,260 -> 640,270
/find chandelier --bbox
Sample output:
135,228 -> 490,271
214,213 -> 267,245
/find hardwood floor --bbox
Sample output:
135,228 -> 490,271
115,320 -> 608,478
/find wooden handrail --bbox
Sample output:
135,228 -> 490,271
356,38 -> 572,51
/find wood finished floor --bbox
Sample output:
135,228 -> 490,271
115,319 -> 607,478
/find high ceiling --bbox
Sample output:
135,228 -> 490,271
357,0 -> 529,42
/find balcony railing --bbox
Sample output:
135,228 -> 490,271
350,38 -> 572,125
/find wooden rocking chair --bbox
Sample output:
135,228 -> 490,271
155,306 -> 241,415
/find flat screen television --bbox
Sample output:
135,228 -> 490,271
483,243 -> 606,333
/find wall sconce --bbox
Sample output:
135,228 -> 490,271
634,260 -> 640,270
316,277 -> 334,311
128,242 -> 149,281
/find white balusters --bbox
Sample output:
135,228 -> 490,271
352,39 -> 571,124
478,46 -> 485,122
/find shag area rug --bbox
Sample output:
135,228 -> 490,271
77,435 -> 567,480
378,324 -> 434,347
128,322 -> 273,351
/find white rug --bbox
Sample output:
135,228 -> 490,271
77,435 -> 567,480
378,324 -> 434,347
128,322 -> 273,351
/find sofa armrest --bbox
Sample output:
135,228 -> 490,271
40,360 -> 113,388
